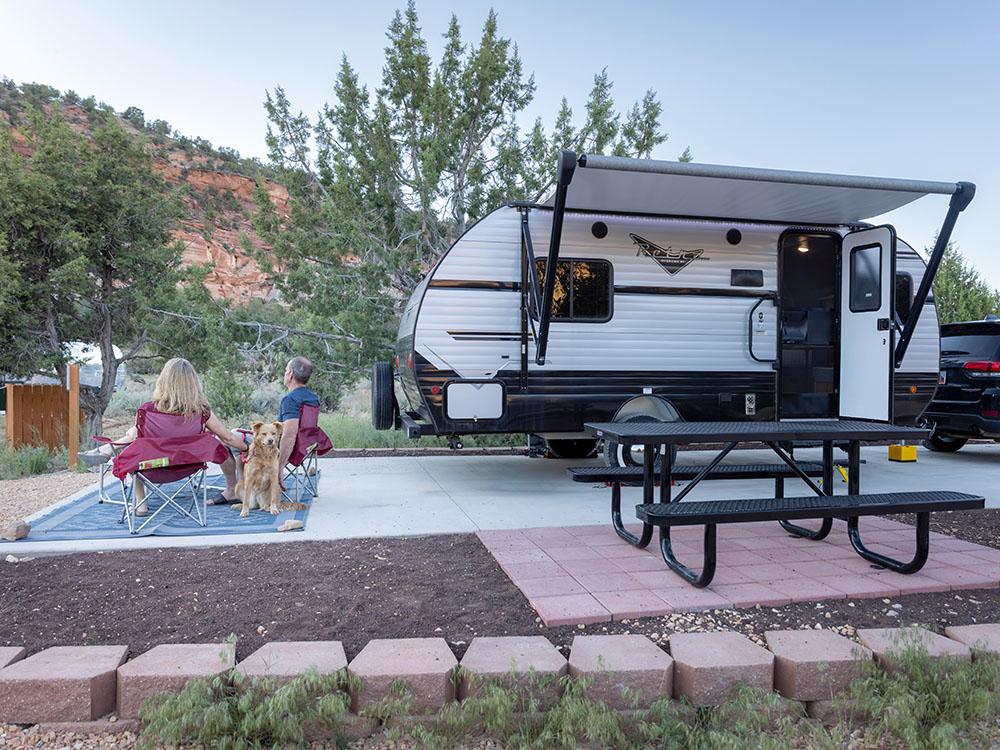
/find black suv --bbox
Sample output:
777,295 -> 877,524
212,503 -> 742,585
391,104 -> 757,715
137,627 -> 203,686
921,318 -> 1000,452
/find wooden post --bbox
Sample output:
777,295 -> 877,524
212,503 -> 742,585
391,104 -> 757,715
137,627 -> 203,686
4,383 -> 14,448
68,364 -> 80,469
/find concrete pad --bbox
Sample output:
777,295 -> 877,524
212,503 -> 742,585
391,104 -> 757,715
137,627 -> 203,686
856,627 -> 971,671
765,629 -> 872,701
459,636 -> 567,708
0,645 -> 128,723
943,623 -> 1000,657
669,632 -> 774,706
116,643 -> 236,719
7,445 -> 1000,558
349,637 -> 457,714
0,647 -> 25,668
568,635 -> 673,709
236,641 -> 347,683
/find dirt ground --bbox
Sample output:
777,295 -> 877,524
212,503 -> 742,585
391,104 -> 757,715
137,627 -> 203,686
2,509 -> 999,662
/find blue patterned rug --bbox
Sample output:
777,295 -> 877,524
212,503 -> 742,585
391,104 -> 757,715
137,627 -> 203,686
6,473 -> 315,541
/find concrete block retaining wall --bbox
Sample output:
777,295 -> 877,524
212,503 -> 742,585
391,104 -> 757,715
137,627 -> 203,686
0,624 -> 996,730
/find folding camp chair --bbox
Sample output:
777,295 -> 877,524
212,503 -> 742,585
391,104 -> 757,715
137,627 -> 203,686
99,403 -> 227,534
282,403 -> 332,501
93,438 -> 132,511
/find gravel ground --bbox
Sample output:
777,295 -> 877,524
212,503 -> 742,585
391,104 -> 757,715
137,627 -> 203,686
0,723 -> 503,749
0,470 -> 97,529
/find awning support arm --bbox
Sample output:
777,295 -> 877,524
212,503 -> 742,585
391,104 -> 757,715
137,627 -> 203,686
535,149 -> 577,365
520,210 -> 543,320
894,181 -> 976,368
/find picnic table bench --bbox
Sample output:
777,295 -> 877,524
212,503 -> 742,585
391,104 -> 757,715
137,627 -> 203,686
579,420 -> 986,587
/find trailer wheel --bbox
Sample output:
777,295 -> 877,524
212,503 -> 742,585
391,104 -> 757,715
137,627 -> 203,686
371,362 -> 395,430
922,432 -> 967,453
545,438 -> 599,459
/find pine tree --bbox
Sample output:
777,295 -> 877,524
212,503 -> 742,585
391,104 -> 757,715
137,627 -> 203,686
932,243 -> 1000,323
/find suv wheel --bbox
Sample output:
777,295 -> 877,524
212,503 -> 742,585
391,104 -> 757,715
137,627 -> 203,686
922,432 -> 968,453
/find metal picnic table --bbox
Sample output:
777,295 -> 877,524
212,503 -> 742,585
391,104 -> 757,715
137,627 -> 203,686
584,419 -> 930,552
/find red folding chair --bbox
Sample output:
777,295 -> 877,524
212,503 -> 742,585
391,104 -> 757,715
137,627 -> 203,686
96,402 -> 228,534
282,403 -> 332,501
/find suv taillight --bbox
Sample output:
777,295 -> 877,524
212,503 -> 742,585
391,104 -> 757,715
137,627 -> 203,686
963,361 -> 1000,376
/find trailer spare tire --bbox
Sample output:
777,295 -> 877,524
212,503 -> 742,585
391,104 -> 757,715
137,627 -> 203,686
603,396 -> 681,468
371,362 -> 395,430
545,438 -> 599,459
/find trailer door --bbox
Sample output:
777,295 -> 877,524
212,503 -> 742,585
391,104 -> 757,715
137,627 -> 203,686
839,226 -> 895,422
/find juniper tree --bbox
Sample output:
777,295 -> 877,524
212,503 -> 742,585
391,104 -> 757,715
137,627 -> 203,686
256,2 -> 689,394
0,106 -> 185,433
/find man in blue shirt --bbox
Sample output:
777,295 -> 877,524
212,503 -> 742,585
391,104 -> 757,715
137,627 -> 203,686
277,356 -> 320,472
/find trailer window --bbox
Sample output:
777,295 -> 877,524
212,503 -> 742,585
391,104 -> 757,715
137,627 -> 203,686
849,244 -> 882,312
535,259 -> 611,321
894,272 -> 913,326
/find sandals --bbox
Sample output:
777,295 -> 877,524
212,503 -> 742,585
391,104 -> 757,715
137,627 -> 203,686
206,490 -> 230,506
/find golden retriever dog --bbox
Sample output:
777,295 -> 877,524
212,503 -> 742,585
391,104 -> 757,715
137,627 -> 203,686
236,421 -> 282,517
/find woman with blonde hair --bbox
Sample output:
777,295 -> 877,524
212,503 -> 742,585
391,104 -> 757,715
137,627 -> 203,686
80,358 -> 247,514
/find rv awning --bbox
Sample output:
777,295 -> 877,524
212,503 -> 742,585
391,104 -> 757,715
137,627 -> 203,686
541,154 -> 960,224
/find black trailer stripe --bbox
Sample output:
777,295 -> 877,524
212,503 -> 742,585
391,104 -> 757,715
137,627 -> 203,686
429,280 -> 519,291
614,285 -> 775,298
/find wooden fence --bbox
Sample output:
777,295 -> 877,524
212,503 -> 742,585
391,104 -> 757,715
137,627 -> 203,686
4,365 -> 81,466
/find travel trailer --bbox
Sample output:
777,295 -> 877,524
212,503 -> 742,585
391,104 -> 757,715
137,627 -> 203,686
372,152 -> 975,464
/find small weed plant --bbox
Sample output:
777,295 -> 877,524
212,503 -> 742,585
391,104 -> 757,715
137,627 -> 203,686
850,628 -> 1000,750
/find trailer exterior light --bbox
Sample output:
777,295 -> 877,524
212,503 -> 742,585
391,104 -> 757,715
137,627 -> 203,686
963,360 -> 1000,376
430,385 -> 441,395
407,353 -> 414,369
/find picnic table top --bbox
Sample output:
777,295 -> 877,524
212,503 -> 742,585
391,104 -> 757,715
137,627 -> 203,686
584,419 -> 929,445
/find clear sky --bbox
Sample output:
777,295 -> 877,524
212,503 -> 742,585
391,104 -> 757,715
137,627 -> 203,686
2,0 -> 998,285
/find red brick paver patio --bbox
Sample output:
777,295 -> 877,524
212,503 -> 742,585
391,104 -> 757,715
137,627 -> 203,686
478,518 -> 1000,626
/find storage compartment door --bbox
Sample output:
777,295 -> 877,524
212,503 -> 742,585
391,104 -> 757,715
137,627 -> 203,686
445,380 -> 505,421
840,226 -> 895,421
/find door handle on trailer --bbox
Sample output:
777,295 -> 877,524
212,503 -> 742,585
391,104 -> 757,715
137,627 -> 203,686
877,318 -> 891,331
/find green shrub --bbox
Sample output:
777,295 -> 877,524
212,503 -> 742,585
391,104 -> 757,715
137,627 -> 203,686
318,413 -> 525,450
204,365 -> 254,422
105,381 -> 154,418
0,443 -> 64,479
138,668 -> 353,750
